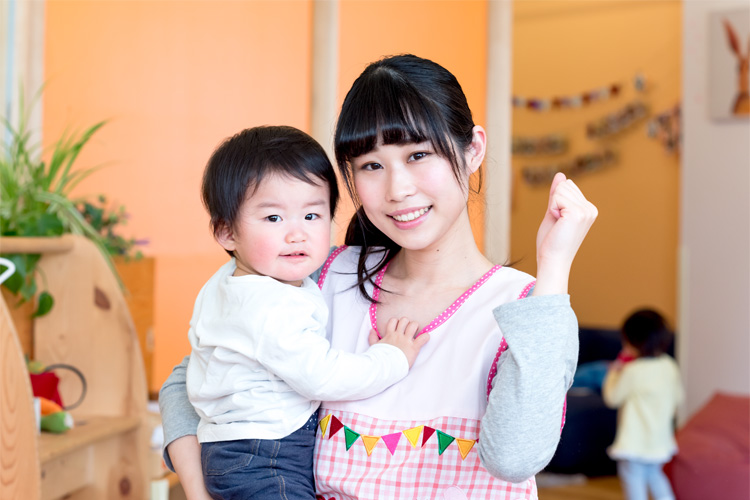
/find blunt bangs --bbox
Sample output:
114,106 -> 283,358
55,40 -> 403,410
335,67 -> 457,174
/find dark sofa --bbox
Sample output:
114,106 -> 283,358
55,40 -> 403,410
543,326 -> 676,477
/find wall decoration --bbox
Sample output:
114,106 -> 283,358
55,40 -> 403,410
522,150 -> 617,186
586,101 -> 649,139
647,104 -> 681,154
512,134 -> 568,156
709,8 -> 750,119
512,73 -> 645,112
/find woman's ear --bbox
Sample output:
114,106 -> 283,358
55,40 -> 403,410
466,125 -> 487,174
215,223 -> 237,253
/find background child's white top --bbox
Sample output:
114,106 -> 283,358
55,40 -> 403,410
603,354 -> 684,463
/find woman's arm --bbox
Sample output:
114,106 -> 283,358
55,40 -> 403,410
158,356 -> 201,468
477,294 -> 578,483
477,172 -> 596,482
165,436 -> 212,500
159,356 -> 210,499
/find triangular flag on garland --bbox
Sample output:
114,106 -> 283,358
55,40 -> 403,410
328,415 -> 343,438
456,438 -> 476,460
381,432 -> 402,455
421,426 -> 436,448
361,435 -> 380,456
344,426 -> 360,451
318,414 -> 331,436
403,426 -> 423,448
436,430 -> 455,455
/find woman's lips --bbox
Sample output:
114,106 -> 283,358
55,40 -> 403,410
390,206 -> 431,222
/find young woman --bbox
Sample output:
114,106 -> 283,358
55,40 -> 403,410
160,54 -> 598,500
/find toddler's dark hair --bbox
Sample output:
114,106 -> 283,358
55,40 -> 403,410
201,125 -> 339,256
621,309 -> 672,358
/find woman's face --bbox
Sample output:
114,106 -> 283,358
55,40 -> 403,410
351,139 -> 474,252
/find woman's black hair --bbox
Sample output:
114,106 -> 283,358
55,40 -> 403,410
202,125 -> 339,256
336,54 -> 479,302
621,309 -> 672,358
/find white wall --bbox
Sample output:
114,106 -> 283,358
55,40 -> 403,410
1,0 -> 45,139
680,0 -> 750,420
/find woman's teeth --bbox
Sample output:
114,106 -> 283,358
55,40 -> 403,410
392,207 -> 430,222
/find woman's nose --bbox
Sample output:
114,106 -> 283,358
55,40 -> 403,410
386,165 -> 416,202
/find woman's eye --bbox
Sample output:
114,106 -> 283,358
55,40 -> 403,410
360,162 -> 382,171
266,215 -> 281,222
410,151 -> 429,161
305,213 -> 320,221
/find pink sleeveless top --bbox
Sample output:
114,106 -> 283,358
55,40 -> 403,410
313,247 -> 538,500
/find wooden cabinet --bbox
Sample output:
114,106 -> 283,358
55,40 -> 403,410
0,235 -> 149,500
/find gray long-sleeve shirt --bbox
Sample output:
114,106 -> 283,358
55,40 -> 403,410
160,294 -> 578,483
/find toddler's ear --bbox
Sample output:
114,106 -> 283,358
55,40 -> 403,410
215,223 -> 237,253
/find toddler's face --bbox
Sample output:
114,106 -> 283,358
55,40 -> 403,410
219,173 -> 331,286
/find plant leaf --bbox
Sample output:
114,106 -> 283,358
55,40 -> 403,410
32,291 -> 53,317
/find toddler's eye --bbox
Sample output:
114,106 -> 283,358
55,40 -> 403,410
266,215 -> 281,222
305,213 -> 320,221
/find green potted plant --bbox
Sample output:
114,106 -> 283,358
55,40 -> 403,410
0,92 -> 111,317
77,195 -> 146,262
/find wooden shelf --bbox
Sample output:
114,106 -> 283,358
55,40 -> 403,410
38,415 -> 140,464
0,235 -> 149,500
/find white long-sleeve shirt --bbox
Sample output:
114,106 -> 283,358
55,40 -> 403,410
186,259 -> 408,443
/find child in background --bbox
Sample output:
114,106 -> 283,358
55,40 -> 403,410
186,125 -> 428,500
603,309 -> 683,500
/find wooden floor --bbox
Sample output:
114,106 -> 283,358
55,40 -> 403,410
538,475 -> 624,500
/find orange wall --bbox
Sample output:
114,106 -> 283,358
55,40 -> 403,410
43,0 -> 681,392
43,0 -> 489,393
335,1 -> 488,248
44,0 -> 313,392
510,0 -> 681,329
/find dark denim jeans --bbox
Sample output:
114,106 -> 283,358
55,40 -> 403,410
201,411 -> 318,500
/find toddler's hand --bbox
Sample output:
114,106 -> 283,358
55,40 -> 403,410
368,317 -> 429,368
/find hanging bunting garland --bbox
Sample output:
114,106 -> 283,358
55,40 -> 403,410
513,73 -> 646,112
512,134 -> 569,156
381,432 -> 403,455
436,430 -> 456,456
421,426 -> 436,447
647,104 -> 681,154
319,414 -> 477,460
522,149 -> 617,186
587,101 -> 649,139
319,414 -> 331,436
456,438 -> 476,460
361,435 -> 380,457
328,415 -> 344,438
403,426 -> 423,448
344,426 -> 360,451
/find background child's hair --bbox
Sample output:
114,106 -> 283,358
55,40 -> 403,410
201,125 -> 339,256
621,308 -> 672,358
335,54 -> 478,301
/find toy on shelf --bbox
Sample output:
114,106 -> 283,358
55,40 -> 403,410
27,359 -> 87,434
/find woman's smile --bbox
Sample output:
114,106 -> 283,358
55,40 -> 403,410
389,206 -> 432,223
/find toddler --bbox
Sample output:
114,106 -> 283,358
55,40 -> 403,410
603,309 -> 683,500
185,125 -> 428,500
